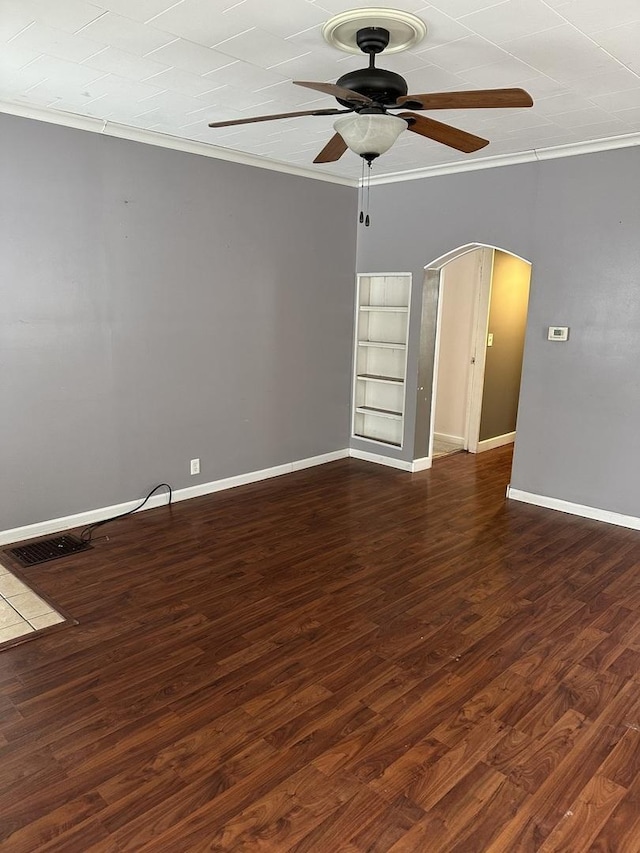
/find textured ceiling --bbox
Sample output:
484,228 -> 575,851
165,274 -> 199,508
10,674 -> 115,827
2,0 -> 640,181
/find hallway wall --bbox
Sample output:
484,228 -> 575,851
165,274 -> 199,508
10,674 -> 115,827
479,251 -> 531,442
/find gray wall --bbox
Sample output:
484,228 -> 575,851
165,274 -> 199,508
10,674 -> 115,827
356,147 -> 640,518
0,113 -> 357,532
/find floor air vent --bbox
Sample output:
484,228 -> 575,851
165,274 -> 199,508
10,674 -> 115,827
6,535 -> 92,567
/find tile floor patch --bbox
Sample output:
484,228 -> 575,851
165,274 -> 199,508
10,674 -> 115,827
0,622 -> 35,643
0,600 -> 24,629
0,561 -> 67,648
8,591 -> 52,620
0,572 -> 31,597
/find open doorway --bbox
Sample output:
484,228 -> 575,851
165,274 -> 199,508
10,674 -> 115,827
415,244 -> 532,466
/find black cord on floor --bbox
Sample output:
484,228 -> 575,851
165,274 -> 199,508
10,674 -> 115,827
80,483 -> 172,543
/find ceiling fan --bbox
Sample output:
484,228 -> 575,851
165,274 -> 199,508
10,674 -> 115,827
208,26 -> 533,165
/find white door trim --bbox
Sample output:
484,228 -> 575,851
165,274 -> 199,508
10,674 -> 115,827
427,247 -> 493,459
466,248 -> 494,454
426,270 -> 446,462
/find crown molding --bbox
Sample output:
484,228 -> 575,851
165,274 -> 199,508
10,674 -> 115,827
4,99 -> 639,190
0,99 -> 358,188
369,131 -> 640,185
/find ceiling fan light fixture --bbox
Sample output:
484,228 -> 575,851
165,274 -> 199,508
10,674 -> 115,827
334,113 -> 407,160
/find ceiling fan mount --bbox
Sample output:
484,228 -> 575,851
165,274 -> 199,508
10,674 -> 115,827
355,25 -> 389,54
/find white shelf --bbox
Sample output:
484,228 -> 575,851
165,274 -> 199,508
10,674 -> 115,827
358,340 -> 406,350
357,373 -> 404,385
359,305 -> 409,313
355,406 -> 403,421
353,433 -> 402,448
352,273 -> 411,450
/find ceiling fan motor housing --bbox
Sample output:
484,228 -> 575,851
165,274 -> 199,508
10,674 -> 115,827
335,67 -> 408,108
335,27 -> 408,108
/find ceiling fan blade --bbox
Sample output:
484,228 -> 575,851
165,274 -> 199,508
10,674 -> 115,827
399,112 -> 489,153
208,108 -> 342,128
397,88 -> 534,110
313,133 -> 348,164
293,80 -> 373,106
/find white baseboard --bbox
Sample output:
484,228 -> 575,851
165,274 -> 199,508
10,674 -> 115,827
0,446 -> 439,547
434,432 -> 465,447
475,431 -> 516,453
349,448 -> 414,471
7,449 -> 637,549
0,449 -> 349,546
348,449 -> 432,472
507,487 -> 640,531
291,450 -> 348,472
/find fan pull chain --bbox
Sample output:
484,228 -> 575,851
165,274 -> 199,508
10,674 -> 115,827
357,159 -> 373,226
365,161 -> 372,227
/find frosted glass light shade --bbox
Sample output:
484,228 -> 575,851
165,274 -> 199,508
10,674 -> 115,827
334,114 -> 407,158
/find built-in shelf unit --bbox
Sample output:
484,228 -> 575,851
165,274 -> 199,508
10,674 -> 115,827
352,273 -> 411,448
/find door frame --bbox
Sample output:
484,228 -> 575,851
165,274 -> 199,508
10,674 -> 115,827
427,246 -> 493,460
416,243 -> 532,465
463,247 -> 494,454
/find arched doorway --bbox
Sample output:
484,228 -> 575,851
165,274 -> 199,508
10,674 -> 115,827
413,244 -> 532,467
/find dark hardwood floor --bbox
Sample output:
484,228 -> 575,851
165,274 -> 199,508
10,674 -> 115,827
2,446 -> 640,851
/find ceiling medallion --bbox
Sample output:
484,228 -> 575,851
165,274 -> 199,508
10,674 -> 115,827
322,8 -> 427,55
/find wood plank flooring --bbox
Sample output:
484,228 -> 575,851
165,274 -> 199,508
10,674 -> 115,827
2,447 -> 640,851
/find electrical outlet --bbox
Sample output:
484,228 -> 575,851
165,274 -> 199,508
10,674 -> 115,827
190,458 -> 200,476
487,333 -> 494,347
